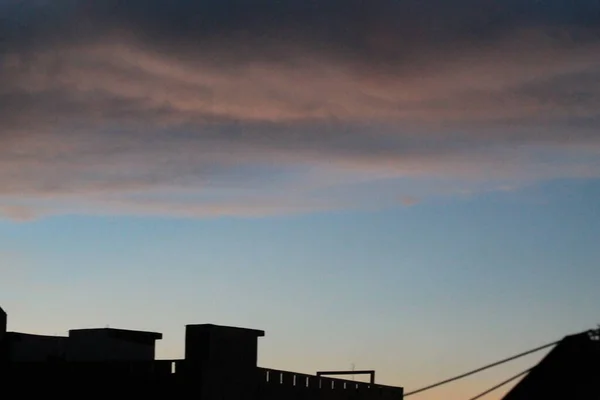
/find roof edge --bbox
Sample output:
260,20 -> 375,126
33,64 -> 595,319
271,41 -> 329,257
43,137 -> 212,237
69,328 -> 163,340
186,324 -> 265,337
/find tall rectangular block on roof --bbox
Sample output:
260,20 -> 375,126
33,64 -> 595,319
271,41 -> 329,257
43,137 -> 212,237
185,324 -> 264,368
185,324 -> 266,400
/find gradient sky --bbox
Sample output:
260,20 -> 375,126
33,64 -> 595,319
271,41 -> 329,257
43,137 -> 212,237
1,1 -> 600,399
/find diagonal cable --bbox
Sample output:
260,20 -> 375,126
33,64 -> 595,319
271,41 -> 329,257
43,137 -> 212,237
404,340 -> 559,397
466,368 -> 532,400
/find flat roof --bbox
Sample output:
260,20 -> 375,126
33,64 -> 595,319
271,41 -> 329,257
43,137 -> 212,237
69,328 -> 163,345
186,324 -> 265,337
7,331 -> 67,340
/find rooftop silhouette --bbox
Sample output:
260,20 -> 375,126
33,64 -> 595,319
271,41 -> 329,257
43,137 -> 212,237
501,330 -> 600,400
0,306 -> 404,399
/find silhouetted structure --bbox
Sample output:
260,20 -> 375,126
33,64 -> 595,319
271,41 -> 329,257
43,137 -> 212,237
502,331 -> 600,399
0,306 -> 6,362
4,331 -> 67,362
0,307 -> 6,341
2,327 -> 162,363
67,328 -> 162,362
0,306 -> 403,399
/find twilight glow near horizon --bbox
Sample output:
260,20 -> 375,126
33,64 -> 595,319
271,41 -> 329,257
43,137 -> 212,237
1,1 -> 599,398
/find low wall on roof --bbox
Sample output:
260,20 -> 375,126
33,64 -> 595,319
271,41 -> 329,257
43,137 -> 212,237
3,361 -> 403,399
256,367 -> 403,400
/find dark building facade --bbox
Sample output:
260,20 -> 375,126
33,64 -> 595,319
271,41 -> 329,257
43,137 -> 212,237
0,306 -> 404,399
4,332 -> 67,362
1,328 -> 162,363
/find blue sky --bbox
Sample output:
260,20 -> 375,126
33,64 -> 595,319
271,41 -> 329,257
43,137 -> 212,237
2,1 -> 600,399
2,178 -> 599,399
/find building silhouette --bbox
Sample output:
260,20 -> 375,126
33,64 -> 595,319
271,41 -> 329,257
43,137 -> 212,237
501,330 -> 600,399
0,306 -> 404,399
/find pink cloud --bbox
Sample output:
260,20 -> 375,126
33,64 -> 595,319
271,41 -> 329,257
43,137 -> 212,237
1,24 -> 600,220
400,197 -> 420,207
0,206 -> 38,222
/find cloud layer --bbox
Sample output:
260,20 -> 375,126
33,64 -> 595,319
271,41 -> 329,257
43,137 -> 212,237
2,0 -> 600,219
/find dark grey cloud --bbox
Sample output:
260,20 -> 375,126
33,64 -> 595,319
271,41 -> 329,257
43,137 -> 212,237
3,1 -> 600,59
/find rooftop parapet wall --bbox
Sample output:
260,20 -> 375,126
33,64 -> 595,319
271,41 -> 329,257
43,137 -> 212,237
3,360 -> 403,399
257,367 -> 403,400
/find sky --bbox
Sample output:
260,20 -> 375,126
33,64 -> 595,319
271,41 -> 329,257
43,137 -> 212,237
1,0 -> 600,398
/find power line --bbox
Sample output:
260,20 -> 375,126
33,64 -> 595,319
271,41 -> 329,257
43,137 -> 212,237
404,339 -> 559,397
466,368 -> 532,400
